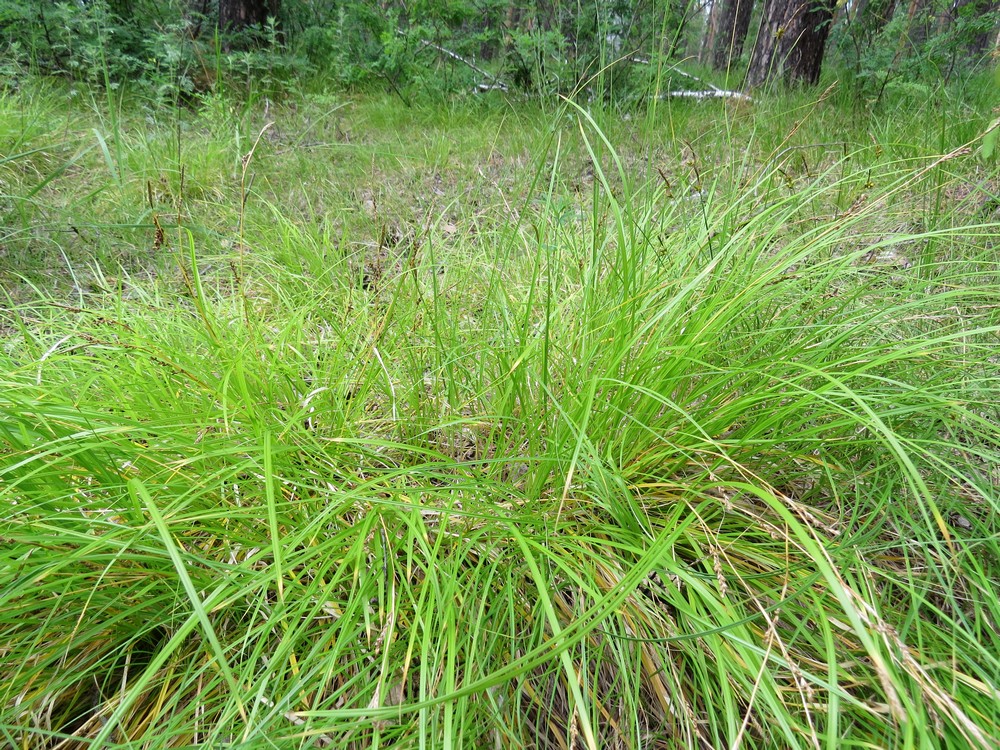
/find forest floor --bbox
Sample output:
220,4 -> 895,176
2,80 -> 999,748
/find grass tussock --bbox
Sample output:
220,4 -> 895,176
1,84 -> 999,748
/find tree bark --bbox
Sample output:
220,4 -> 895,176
746,0 -> 837,87
950,0 -> 1000,58
896,0 -> 933,50
710,0 -> 755,73
702,0 -> 722,64
218,0 -> 277,33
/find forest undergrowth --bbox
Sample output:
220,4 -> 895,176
1,80 -> 999,748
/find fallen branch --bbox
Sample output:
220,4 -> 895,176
403,31 -> 509,93
663,89 -> 753,102
668,66 -> 723,94
626,58 -> 752,102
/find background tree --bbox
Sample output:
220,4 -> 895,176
941,0 -> 1000,57
219,0 -> 277,31
746,0 -> 838,86
2,0 -> 998,98
709,0 -> 756,73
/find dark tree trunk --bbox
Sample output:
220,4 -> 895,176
950,0 -> 1000,58
710,0 -> 755,73
746,0 -> 837,86
896,0 -> 933,49
219,0 -> 276,33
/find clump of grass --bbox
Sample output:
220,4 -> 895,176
1,89 -> 999,749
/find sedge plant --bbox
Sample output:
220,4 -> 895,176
0,84 -> 998,749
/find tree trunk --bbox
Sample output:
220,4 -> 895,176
746,0 -> 837,87
218,0 -> 276,33
702,0 -> 722,64
710,0 -> 756,73
896,0 -> 933,50
950,0 -> 1000,58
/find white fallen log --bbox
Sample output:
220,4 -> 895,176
625,59 -> 753,102
474,82 -> 509,93
664,89 -> 753,101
